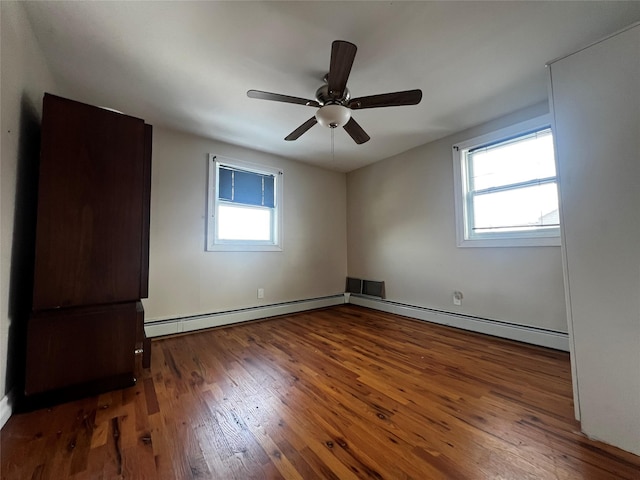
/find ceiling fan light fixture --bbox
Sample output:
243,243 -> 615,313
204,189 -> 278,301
315,104 -> 351,128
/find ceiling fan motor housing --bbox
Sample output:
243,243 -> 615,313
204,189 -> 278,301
315,84 -> 350,107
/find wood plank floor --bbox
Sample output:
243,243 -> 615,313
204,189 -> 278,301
2,305 -> 639,479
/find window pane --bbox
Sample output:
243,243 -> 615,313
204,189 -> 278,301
218,166 -> 275,207
218,167 -> 233,201
472,182 -> 559,233
263,175 -> 275,208
470,129 -> 555,191
233,170 -> 265,206
218,204 -> 272,241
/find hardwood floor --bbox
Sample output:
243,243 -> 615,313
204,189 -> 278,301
2,305 -> 639,479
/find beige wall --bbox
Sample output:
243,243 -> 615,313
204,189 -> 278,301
1,2 -> 57,400
143,127 -> 347,321
347,102 -> 567,333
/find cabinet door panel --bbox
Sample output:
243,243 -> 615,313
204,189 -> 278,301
25,302 -> 137,395
33,94 -> 145,309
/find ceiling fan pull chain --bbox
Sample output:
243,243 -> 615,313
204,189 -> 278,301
331,127 -> 335,163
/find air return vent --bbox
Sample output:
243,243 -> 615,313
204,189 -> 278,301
345,277 -> 385,299
345,277 -> 363,294
362,280 -> 385,299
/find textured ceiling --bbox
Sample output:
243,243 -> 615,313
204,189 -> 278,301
22,1 -> 640,172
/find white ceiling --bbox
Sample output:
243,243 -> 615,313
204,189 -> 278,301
22,1 -> 640,172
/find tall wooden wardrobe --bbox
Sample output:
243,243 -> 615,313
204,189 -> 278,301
24,93 -> 152,404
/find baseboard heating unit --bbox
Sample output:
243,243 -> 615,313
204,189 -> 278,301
144,295 -> 344,338
348,295 -> 569,351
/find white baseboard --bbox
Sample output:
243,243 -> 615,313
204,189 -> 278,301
145,295 -> 345,338
349,295 -> 569,351
1,390 -> 14,430
144,293 -> 568,351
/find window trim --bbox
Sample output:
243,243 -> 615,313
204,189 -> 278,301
206,154 -> 283,252
452,115 -> 561,248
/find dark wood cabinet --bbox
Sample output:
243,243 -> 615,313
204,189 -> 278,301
32,95 -> 148,309
24,94 -> 152,404
25,303 -> 138,395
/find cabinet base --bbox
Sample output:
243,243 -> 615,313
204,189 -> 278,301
18,373 -> 136,412
25,303 -> 138,399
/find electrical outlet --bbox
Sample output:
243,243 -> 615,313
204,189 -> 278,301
453,291 -> 463,306
257,288 -> 264,299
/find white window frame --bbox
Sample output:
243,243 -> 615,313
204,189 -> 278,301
452,115 -> 560,248
206,154 -> 283,252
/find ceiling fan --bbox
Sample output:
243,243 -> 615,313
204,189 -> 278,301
247,40 -> 422,145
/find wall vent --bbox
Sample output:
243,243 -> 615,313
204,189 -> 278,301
362,280 -> 385,299
345,277 -> 363,294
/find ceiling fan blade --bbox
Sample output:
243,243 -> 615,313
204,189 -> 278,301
248,90 -> 320,108
348,89 -> 423,110
328,40 -> 357,99
285,117 -> 318,141
343,117 -> 370,145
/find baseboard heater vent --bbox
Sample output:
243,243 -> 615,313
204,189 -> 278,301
345,277 -> 385,299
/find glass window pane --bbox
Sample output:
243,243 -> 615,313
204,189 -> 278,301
472,182 -> 559,233
218,167 -> 233,201
469,129 -> 555,191
218,166 -> 275,207
263,175 -> 275,208
218,204 -> 272,241
233,170 -> 265,206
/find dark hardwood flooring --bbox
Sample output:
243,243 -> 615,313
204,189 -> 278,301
2,305 -> 639,479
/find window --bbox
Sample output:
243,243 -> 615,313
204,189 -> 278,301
207,155 -> 282,251
453,115 -> 560,247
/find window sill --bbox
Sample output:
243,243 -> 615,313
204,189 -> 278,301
206,243 -> 282,252
457,235 -> 560,248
